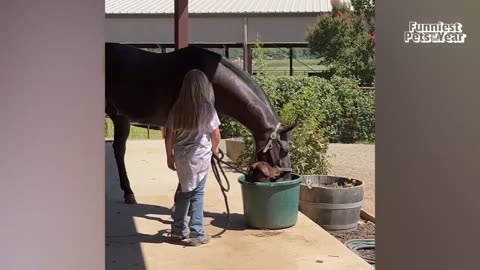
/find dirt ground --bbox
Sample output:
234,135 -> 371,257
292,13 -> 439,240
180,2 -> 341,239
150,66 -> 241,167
327,143 -> 375,215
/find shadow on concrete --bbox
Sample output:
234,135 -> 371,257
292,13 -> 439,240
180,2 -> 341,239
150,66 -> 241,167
106,141 -> 147,270
105,142 -> 247,270
106,201 -> 192,247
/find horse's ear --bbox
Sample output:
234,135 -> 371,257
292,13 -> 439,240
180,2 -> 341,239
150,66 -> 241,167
280,122 -> 299,133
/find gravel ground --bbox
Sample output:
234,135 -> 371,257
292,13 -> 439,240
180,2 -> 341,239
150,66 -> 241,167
327,143 -> 375,215
315,143 -> 376,265
330,219 -> 376,264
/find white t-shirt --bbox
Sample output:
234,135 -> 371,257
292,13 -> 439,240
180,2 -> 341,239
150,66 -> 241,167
167,111 -> 221,192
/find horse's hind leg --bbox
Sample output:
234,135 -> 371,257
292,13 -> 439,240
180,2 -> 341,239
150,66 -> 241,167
107,111 -> 137,204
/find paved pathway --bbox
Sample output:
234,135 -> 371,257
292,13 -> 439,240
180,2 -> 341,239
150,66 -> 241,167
105,140 -> 373,270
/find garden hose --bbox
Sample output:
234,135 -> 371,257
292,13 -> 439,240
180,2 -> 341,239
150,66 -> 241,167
344,238 -> 375,265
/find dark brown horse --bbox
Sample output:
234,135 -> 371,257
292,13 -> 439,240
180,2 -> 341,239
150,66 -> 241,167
105,43 -> 296,204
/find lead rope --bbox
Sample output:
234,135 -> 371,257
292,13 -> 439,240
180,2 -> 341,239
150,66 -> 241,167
210,149 -> 247,238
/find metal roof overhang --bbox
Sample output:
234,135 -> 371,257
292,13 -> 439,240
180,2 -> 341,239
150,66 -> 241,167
105,13 -> 326,45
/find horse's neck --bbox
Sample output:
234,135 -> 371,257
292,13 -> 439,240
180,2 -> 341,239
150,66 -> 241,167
214,62 -> 279,150
239,104 -> 278,150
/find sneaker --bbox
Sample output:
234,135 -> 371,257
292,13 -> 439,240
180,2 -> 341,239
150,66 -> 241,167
169,233 -> 189,241
188,234 -> 211,247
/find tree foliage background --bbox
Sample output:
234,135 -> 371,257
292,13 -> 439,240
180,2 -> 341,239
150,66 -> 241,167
307,0 -> 375,86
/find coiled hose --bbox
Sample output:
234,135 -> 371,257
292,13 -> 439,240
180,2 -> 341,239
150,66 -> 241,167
344,238 -> 375,265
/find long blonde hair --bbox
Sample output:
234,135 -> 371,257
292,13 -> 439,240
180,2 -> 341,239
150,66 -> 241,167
168,69 -> 216,131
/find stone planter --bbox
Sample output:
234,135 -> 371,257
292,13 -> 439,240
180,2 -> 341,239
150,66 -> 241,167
224,137 -> 245,164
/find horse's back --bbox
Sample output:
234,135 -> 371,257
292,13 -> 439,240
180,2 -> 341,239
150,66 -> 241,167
105,44 -> 221,86
104,43 -> 223,124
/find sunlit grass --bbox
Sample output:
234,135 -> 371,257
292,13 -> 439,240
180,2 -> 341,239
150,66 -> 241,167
105,118 -> 162,140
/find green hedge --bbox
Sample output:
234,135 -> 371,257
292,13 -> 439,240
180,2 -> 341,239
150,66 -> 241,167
104,75 -> 375,145
219,75 -> 375,144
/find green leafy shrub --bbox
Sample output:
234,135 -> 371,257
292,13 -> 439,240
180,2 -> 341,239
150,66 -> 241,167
220,75 -> 375,142
222,42 -> 374,177
238,126 -> 257,165
105,117 -> 114,138
236,82 -> 332,175
329,76 -> 375,142
356,90 -> 375,142
239,40 -> 332,174
219,116 -> 244,138
279,86 -> 331,174
287,117 -> 330,175
308,77 -> 342,140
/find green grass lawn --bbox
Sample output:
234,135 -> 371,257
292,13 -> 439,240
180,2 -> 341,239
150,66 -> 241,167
263,59 -> 323,68
256,59 -> 327,76
105,118 -> 163,140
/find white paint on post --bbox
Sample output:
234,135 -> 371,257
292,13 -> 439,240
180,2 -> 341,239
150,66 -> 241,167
243,16 -> 249,72
0,0 -> 105,269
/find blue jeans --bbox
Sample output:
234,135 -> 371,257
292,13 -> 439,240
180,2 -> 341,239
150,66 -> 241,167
171,175 -> 207,241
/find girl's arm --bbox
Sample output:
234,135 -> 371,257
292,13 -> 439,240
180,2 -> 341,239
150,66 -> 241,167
211,127 -> 221,157
165,127 -> 176,171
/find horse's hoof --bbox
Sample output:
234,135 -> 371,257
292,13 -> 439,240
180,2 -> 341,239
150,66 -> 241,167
124,194 -> 137,204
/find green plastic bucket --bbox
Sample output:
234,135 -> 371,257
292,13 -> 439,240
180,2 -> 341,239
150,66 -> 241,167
238,174 -> 303,229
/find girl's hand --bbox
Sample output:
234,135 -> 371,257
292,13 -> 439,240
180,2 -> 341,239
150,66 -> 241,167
167,155 -> 176,171
165,127 -> 176,171
211,128 -> 221,158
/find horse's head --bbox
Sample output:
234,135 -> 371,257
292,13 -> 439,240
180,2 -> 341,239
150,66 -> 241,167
245,161 -> 282,182
255,122 -> 298,179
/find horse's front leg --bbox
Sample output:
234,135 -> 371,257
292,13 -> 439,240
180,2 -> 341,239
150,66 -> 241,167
109,113 -> 137,204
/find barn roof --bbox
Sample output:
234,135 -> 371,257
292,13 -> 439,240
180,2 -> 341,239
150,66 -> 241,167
105,0 -> 350,15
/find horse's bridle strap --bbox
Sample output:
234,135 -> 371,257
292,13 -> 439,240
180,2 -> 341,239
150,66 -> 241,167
257,122 -> 292,173
262,122 -> 282,154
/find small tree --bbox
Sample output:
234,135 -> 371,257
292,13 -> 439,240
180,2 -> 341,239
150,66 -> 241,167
307,0 -> 375,87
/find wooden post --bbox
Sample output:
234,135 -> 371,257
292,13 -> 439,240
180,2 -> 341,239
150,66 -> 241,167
147,125 -> 150,139
225,45 -> 229,59
243,17 -> 249,72
247,45 -> 253,75
289,48 -> 294,76
174,0 -> 188,50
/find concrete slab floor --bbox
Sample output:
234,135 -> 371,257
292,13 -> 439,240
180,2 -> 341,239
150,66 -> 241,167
106,140 -> 373,270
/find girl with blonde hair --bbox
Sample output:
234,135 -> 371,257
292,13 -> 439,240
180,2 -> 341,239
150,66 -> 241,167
165,69 -> 221,246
